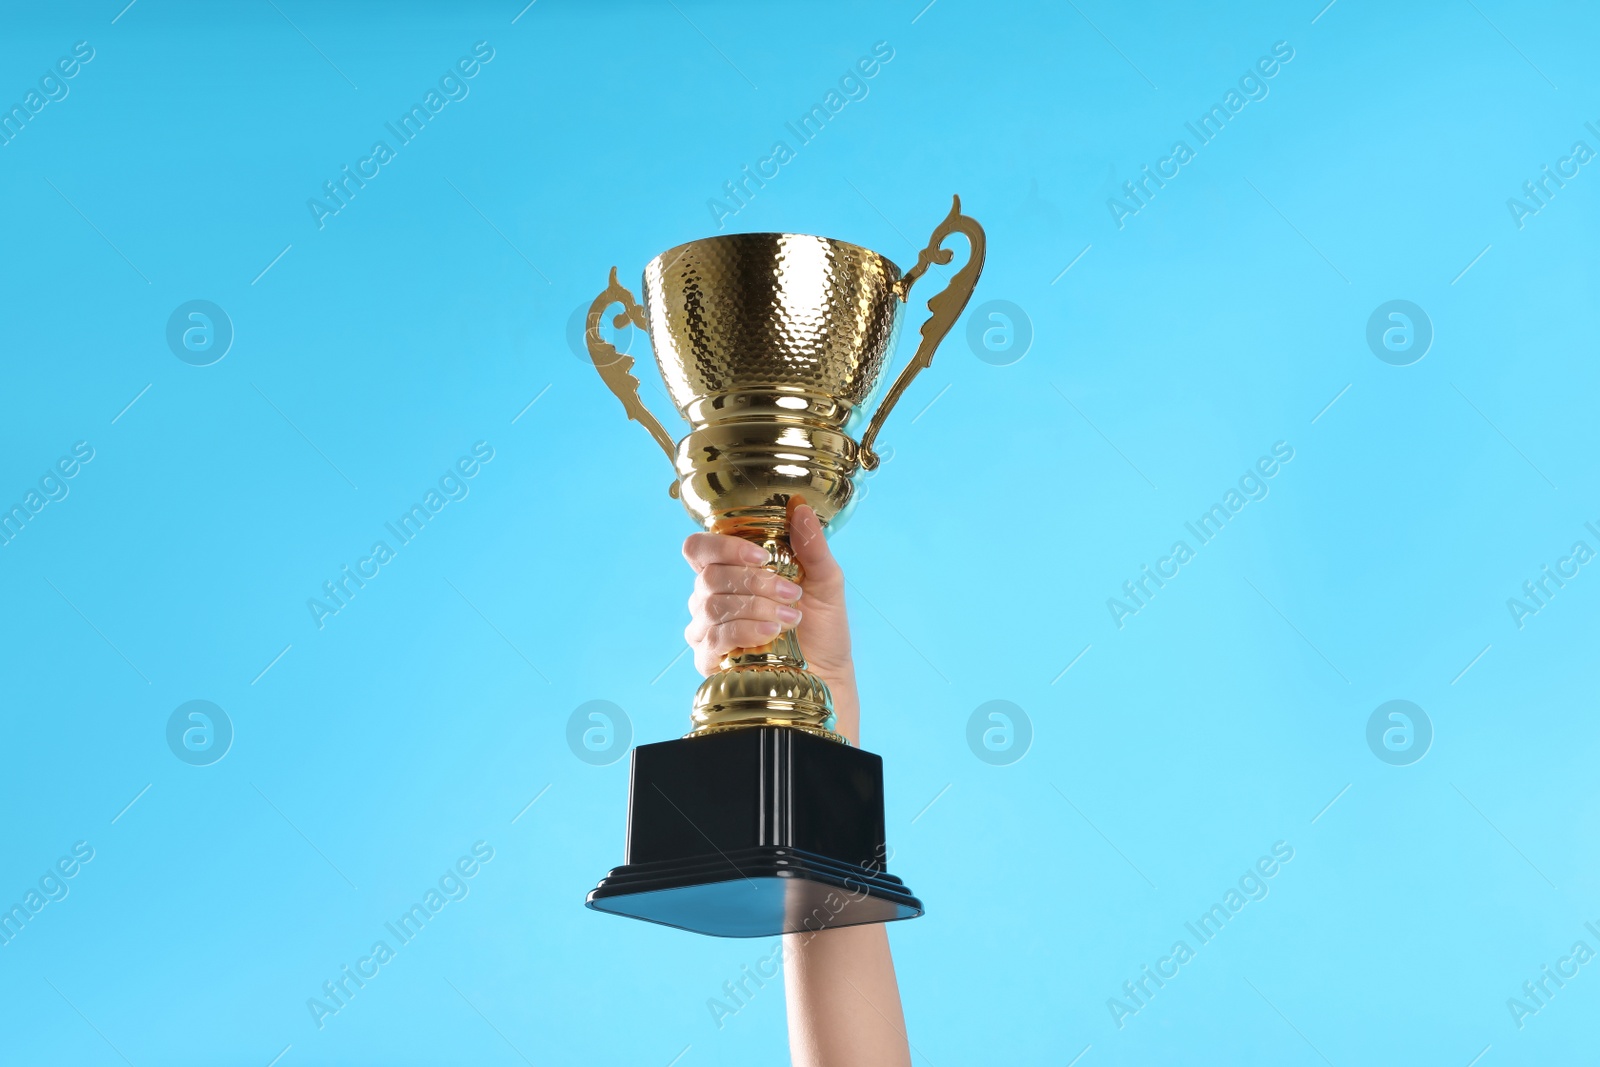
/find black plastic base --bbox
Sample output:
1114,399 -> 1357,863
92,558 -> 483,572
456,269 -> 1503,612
586,727 -> 922,938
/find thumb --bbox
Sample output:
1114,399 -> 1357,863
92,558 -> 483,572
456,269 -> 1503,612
790,503 -> 841,588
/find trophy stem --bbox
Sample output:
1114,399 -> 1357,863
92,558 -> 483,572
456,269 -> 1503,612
688,522 -> 844,744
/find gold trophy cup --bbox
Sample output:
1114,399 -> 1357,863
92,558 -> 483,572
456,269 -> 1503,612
584,197 -> 985,937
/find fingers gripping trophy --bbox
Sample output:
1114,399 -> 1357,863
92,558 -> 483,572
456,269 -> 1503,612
583,197 -> 985,938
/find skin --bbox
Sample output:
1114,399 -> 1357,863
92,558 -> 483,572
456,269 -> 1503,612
683,504 -> 913,1067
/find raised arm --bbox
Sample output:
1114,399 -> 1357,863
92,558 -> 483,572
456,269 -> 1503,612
683,504 -> 913,1067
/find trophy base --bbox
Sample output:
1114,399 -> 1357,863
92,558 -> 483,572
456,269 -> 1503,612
587,846 -> 922,938
585,727 -> 923,938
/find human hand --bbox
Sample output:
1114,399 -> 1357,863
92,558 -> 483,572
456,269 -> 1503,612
681,504 -> 858,737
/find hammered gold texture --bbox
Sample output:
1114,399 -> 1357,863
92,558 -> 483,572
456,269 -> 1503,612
643,233 -> 904,420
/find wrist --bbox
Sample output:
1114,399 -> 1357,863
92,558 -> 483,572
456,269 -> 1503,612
807,656 -> 857,696
810,660 -> 859,745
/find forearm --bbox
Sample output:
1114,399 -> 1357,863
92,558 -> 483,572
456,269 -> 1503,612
783,670 -> 912,1067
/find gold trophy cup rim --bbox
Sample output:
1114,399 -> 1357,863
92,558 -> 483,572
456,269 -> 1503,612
644,231 -> 906,285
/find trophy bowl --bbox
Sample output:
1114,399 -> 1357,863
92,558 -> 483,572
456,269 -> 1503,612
644,231 -> 904,534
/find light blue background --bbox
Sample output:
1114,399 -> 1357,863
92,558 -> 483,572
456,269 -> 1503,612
2,1 -> 1596,1064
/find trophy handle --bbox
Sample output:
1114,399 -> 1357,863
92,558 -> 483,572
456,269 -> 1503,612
586,267 -> 681,497
857,195 -> 986,471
